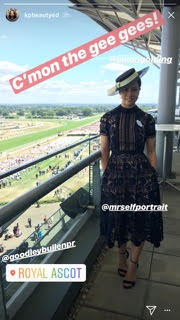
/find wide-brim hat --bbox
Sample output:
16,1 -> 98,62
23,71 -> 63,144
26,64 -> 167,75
107,67 -> 149,96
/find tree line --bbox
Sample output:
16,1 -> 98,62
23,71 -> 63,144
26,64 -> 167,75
0,104 -> 114,119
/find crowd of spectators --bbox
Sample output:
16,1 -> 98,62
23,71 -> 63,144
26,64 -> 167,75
0,136 -> 81,189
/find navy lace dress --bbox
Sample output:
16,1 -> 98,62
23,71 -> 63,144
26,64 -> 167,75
100,104 -> 163,248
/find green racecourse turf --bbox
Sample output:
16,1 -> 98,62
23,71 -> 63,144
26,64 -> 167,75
0,114 -> 103,152
0,144 -> 91,204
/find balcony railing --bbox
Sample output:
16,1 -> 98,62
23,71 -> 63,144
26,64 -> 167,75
0,134 -> 102,320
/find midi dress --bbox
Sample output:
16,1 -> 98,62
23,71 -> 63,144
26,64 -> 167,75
100,104 -> 163,248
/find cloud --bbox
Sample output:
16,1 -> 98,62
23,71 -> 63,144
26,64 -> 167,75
0,61 -> 29,99
0,74 -> 14,83
0,61 -> 29,95
0,35 -> 7,39
0,61 -> 28,73
102,63 -> 130,72
38,79 -> 71,91
32,78 -> 111,97
0,59 -> 158,103
0,76 -> 158,103
0,84 -> 10,92
0,60 -> 111,98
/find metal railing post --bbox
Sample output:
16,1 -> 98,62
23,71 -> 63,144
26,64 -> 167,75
0,265 -> 8,320
92,160 -> 101,214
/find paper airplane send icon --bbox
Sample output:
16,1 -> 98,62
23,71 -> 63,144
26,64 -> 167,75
146,306 -> 157,316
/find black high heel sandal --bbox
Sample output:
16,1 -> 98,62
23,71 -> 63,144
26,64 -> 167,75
123,257 -> 139,289
117,249 -> 129,277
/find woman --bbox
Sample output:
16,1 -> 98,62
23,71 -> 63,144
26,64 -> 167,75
6,8 -> 19,22
100,67 -> 163,289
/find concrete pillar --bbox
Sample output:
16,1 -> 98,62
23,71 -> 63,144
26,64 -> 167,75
156,5 -> 180,177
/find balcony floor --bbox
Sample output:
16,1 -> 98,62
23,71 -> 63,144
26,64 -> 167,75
71,152 -> 180,320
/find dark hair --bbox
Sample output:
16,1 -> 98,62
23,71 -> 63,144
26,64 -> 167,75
6,9 -> 17,20
119,78 -> 141,94
137,77 -> 141,89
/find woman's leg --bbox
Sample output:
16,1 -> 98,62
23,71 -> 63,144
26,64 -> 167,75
119,242 -> 128,270
131,241 -> 145,262
123,241 -> 145,287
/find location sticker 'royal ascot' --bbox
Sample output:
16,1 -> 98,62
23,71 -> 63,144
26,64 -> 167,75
9,10 -> 164,94
6,264 -> 86,282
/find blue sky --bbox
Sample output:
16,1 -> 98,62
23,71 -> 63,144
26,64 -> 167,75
0,0 -> 161,104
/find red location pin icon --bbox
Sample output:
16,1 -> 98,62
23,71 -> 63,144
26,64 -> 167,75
10,270 -> 16,276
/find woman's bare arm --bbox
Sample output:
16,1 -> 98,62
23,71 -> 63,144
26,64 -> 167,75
101,135 -> 110,172
146,137 -> 157,169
